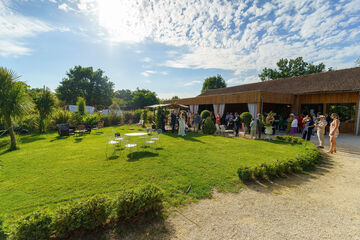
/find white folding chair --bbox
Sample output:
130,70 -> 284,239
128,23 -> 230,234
105,133 -> 119,159
151,129 -> 162,149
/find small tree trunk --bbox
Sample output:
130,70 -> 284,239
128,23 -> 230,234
6,118 -> 17,150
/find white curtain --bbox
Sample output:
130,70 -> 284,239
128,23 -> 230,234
194,104 -> 199,114
190,105 -> 194,113
213,104 -> 218,115
247,103 -> 258,118
219,104 -> 225,117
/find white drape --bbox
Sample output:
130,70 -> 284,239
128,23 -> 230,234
190,105 -> 194,113
194,105 -> 199,114
247,103 -> 258,118
219,104 -> 225,117
213,104 -> 218,115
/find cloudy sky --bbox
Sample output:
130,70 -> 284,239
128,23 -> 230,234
1,0 -> 360,99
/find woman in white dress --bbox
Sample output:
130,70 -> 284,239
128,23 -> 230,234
178,112 -> 186,136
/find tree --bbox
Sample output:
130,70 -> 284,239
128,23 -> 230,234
259,57 -> 328,81
56,66 -> 114,108
0,67 -> 33,150
171,96 -> 179,100
201,74 -> 226,93
76,97 -> 87,116
34,87 -> 55,133
129,88 -> 159,109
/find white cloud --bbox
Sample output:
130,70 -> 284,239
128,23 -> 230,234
184,80 -> 201,86
142,57 -> 152,63
0,1 -> 53,57
141,70 -> 156,77
53,0 -> 360,81
58,3 -> 72,12
160,71 -> 168,75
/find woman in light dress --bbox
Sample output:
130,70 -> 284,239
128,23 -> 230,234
328,113 -> 340,154
178,112 -> 186,136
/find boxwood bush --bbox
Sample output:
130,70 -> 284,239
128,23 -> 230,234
8,185 -> 163,240
202,117 -> 216,134
200,110 -> 211,120
238,137 -> 321,181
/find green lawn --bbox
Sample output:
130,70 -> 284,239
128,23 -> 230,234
0,125 -> 306,221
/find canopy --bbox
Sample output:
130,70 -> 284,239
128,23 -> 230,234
145,103 -> 189,109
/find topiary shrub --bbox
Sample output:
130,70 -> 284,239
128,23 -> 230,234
237,166 -> 253,181
155,107 -> 164,130
52,196 -> 110,239
200,110 -> 211,120
141,109 -> 148,127
240,112 -> 252,134
10,211 -> 52,240
113,184 -> 163,221
202,117 -> 216,134
84,114 -> 99,127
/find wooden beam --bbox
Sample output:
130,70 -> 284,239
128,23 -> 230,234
356,92 -> 360,136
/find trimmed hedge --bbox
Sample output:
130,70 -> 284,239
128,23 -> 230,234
9,185 -> 163,240
200,110 -> 211,120
202,117 -> 216,134
238,136 -> 321,181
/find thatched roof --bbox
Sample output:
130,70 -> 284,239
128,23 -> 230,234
199,67 -> 360,96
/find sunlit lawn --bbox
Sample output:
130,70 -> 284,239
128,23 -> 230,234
0,125 -> 306,221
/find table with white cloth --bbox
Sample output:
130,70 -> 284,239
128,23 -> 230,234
124,132 -> 148,150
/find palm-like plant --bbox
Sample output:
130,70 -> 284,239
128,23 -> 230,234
34,87 -> 55,133
0,67 -> 33,150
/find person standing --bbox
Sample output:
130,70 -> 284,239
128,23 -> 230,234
193,113 -> 201,133
215,113 -> 221,134
250,118 -> 257,139
315,115 -> 327,148
256,113 -> 263,139
290,115 -> 298,136
161,110 -> 166,132
233,112 -> 240,137
178,112 -> 186,136
302,115 -> 315,141
328,113 -> 340,154
170,110 -> 177,134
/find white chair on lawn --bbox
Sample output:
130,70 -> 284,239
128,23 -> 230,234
112,129 -> 124,147
144,136 -> 156,152
150,129 -> 162,149
124,137 -> 137,158
105,132 -> 119,159
220,125 -> 226,136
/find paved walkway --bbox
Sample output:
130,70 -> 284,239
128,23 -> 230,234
161,134 -> 360,240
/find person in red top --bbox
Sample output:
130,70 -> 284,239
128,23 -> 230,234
298,114 -> 304,133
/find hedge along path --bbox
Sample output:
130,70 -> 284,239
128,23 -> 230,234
0,126 -> 306,223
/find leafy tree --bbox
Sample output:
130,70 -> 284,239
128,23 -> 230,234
130,88 -> 159,109
259,57 -> 328,81
34,87 -> 56,133
76,97 -> 87,116
171,96 -> 179,100
56,66 -> 114,108
201,74 -> 226,93
0,67 -> 33,150
114,89 -> 132,102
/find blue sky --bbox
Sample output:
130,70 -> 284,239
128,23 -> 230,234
1,0 -> 360,99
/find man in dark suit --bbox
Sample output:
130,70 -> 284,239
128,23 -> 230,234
170,110 -> 177,133
233,112 -> 240,137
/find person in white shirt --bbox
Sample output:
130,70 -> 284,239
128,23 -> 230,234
315,115 -> 327,148
290,115 -> 298,136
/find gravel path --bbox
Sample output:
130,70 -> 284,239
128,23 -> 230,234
163,135 -> 360,240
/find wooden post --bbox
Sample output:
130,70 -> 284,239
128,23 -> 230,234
217,104 -> 220,115
257,102 -> 261,114
323,103 -> 327,115
356,92 -> 360,136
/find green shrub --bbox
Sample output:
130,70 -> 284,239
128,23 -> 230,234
240,112 -> 252,130
52,196 -> 110,239
15,114 -> 39,133
100,113 -> 112,126
275,135 -> 305,144
237,166 -> 253,181
52,109 -> 72,125
155,107 -> 164,130
0,218 -> 7,240
200,110 -> 211,120
123,111 -> 134,124
84,114 -> 99,127
76,97 -> 87,116
10,211 -> 52,240
202,117 -> 216,134
113,185 -> 163,221
133,109 -> 142,123
147,111 -> 154,124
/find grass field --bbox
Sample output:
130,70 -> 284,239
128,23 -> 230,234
0,125 -> 306,221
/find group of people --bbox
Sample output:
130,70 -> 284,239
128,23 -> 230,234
286,112 -> 340,153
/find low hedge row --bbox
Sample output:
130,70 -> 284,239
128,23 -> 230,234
8,185 -> 163,240
238,136 -> 322,181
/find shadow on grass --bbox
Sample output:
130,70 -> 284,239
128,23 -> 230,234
126,151 -> 159,162
164,132 -> 204,143
50,136 -> 69,142
243,153 -> 334,194
67,215 -> 173,240
20,134 -> 46,144
94,131 -> 104,135
74,137 -> 84,143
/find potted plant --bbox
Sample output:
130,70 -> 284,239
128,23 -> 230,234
261,111 -> 276,140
